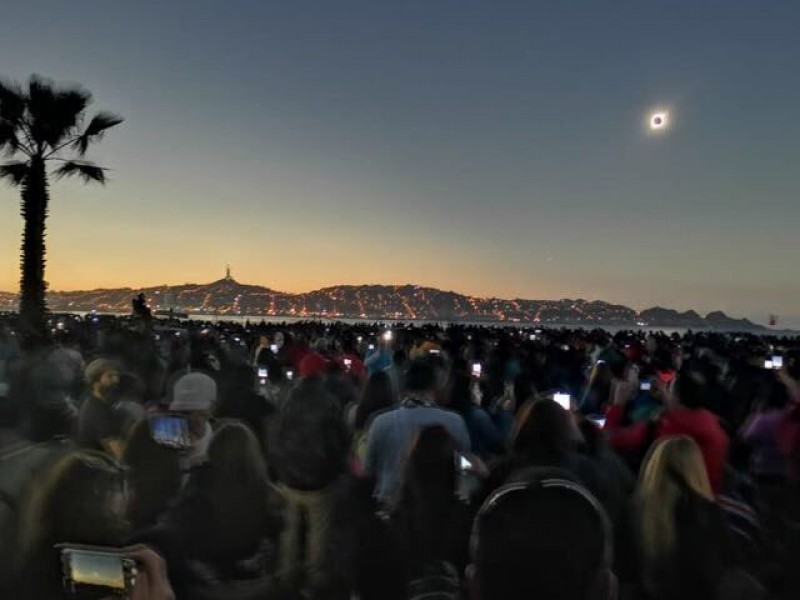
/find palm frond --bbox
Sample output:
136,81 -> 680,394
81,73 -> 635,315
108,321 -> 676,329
0,122 -> 21,156
0,80 -> 26,124
74,111 -> 124,155
53,160 -> 106,184
28,75 -> 91,149
0,161 -> 30,186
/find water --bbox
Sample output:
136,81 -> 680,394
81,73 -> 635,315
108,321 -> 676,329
58,311 -> 797,337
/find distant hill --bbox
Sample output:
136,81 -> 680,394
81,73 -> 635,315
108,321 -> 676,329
0,278 -> 768,331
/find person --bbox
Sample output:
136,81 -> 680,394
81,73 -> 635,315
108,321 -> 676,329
270,378 -> 349,590
11,449 -> 173,599
216,363 -> 276,455
338,337 -> 367,382
168,371 -> 217,474
606,361 -> 730,492
123,418 -> 183,531
468,472 -> 616,600
134,421 -> 283,599
486,399 -> 590,488
634,436 -> 756,600
349,372 -> 395,473
740,377 -> 790,482
388,425 -> 473,599
364,358 -> 470,503
76,358 -> 126,456
448,366 -> 513,459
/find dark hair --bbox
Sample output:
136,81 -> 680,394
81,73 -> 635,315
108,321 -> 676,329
473,480 -> 609,600
405,358 -> 440,394
19,451 -> 130,595
511,399 -> 574,465
447,364 -> 474,414
762,378 -> 790,411
194,421 -> 283,542
122,418 -> 182,530
355,371 -> 395,431
391,425 -> 459,570
674,361 -> 709,409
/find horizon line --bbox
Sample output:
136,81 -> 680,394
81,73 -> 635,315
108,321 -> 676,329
0,276 -> 764,323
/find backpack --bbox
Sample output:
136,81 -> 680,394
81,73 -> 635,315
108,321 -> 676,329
406,560 -> 461,600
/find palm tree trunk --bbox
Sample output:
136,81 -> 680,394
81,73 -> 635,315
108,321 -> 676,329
19,156 -> 49,336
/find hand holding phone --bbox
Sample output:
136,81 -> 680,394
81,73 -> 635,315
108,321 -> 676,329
59,545 -> 136,597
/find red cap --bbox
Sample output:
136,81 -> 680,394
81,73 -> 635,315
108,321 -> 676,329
299,352 -> 330,379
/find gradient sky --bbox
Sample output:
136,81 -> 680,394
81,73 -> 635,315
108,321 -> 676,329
1,1 -> 799,325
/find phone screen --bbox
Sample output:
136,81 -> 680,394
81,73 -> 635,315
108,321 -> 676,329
257,367 -> 268,379
764,360 -> 774,370
286,370 -> 294,381
772,356 -> 783,369
150,415 -> 190,449
553,393 -> 571,410
456,452 -> 473,472
61,548 -> 127,591
472,363 -> 482,377
640,381 -> 652,391
270,344 -> 279,354
588,415 -> 606,428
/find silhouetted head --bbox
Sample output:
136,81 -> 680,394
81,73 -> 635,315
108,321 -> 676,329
469,473 -> 615,600
355,371 -> 395,430
511,399 -> 576,464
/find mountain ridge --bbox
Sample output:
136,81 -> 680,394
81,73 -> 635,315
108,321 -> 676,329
0,279 -> 768,331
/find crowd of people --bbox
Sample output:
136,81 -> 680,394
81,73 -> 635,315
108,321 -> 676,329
1,311 -> 799,599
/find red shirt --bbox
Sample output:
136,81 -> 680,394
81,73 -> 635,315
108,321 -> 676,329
606,404 -> 729,493
337,353 -> 367,381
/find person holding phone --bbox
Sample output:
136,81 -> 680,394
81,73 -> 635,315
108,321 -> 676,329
10,450 -> 174,600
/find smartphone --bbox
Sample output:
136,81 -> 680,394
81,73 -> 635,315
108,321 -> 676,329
59,546 -> 135,597
588,415 -> 606,428
383,331 -> 393,342
429,349 -> 441,355
640,381 -> 652,391
553,393 -> 571,410
529,334 -> 537,341
257,366 -> 268,384
455,452 -> 473,473
270,344 -> 279,355
343,358 -> 353,371
368,344 -> 375,351
149,415 -> 190,450
764,360 -> 774,370
772,356 -> 783,369
286,370 -> 294,381
471,362 -> 482,377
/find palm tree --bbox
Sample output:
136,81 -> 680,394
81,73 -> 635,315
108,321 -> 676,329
0,75 -> 122,336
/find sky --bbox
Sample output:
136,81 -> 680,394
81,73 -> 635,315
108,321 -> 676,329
1,1 -> 799,326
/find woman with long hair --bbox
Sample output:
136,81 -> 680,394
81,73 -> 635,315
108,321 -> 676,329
349,372 -> 395,474
388,425 -> 472,598
122,417 -> 182,531
635,436 -> 739,600
14,450 -> 132,599
136,420 -> 284,598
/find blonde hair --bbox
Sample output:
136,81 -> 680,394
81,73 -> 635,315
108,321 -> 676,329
636,436 -> 713,578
